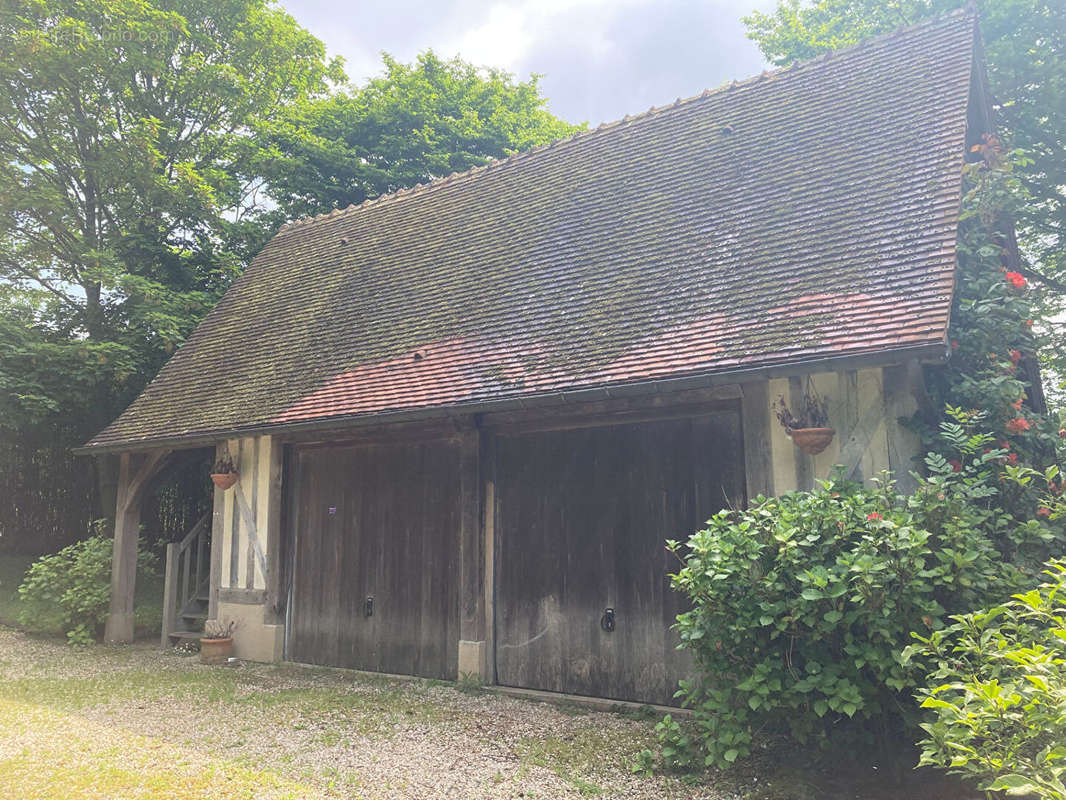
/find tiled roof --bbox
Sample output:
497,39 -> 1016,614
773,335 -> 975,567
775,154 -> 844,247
86,11 -> 979,450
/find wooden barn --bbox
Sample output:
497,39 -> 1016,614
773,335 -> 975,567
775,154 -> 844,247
81,12 -> 991,706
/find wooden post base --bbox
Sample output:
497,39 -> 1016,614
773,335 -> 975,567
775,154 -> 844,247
104,611 -> 135,644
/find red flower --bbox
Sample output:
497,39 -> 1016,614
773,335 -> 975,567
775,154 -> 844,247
1005,271 -> 1027,289
1037,507 -> 1051,518
1009,349 -> 1022,365
1008,452 -> 1019,465
950,339 -> 960,351
1059,429 -> 1066,439
1026,319 -> 1034,328
866,512 -> 883,521
1006,417 -> 1031,434
1010,398 -> 1024,411
948,459 -> 963,473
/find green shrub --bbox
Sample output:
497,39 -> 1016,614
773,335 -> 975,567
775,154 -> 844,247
903,561 -> 1066,799
666,419 -> 1063,769
17,522 -> 157,645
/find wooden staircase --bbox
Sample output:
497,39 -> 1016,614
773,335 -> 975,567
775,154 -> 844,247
161,512 -> 211,647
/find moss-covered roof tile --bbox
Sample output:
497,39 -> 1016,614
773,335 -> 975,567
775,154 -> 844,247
86,11 -> 977,449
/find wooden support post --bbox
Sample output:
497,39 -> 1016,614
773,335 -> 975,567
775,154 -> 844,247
265,437 -> 284,623
208,443 -> 225,620
105,449 -> 171,644
160,542 -> 179,647
246,437 -> 259,590
789,376 -> 814,491
741,381 -> 774,503
457,422 -> 485,679
481,428 -> 496,683
105,454 -> 137,644
229,440 -> 241,588
837,370 -> 862,482
884,361 -> 924,493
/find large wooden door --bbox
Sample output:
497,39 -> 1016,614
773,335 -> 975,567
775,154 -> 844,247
494,411 -> 744,705
288,439 -> 460,679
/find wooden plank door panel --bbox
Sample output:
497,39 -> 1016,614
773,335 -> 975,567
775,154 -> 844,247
495,410 -> 743,705
288,439 -> 460,680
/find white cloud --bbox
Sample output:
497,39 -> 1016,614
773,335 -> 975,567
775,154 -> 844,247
441,0 -> 634,72
280,0 -> 774,124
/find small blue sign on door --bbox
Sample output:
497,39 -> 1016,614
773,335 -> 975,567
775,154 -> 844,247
328,506 -> 337,515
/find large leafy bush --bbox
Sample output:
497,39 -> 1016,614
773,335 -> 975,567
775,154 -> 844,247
17,523 -> 157,645
904,561 -> 1066,799
668,418 -> 1063,769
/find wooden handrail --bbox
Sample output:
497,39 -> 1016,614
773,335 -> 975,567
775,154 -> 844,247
161,511 -> 212,647
177,512 -> 209,550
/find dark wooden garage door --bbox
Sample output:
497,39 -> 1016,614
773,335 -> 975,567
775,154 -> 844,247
494,411 -> 744,705
287,439 -> 460,679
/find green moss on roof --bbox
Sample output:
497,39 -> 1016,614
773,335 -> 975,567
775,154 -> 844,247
87,10 -> 976,448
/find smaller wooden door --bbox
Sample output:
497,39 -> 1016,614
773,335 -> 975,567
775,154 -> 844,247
494,411 -> 744,705
287,439 -> 460,679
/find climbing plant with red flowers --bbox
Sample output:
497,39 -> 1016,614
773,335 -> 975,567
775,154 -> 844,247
920,138 -> 1065,526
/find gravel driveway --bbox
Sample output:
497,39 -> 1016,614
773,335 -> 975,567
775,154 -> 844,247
0,629 -> 750,799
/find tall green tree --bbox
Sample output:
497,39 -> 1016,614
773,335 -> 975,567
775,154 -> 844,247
0,0 -> 341,429
0,7 -> 579,546
743,0 -> 1066,403
257,51 -> 582,218
0,0 -> 341,536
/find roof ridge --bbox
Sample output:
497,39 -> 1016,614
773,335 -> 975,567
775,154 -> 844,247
276,7 -> 975,237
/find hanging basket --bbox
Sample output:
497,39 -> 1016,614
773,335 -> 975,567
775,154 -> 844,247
210,472 -> 239,490
787,427 -> 836,456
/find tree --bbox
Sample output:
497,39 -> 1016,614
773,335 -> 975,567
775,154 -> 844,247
256,51 -> 582,219
0,7 -> 579,550
0,0 -> 341,537
743,0 -> 1066,402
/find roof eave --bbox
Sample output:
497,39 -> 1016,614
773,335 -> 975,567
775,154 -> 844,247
74,341 -> 948,455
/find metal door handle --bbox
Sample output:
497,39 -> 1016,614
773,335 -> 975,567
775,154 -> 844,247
600,607 -> 615,632
365,595 -> 374,618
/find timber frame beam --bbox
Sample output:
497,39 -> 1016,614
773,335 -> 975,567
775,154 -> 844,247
104,448 -> 174,644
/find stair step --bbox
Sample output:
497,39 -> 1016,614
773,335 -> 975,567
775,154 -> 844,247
195,594 -> 209,603
167,631 -> 203,643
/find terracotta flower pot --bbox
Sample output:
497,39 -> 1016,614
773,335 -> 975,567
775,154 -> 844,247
200,636 -> 233,664
788,427 -> 836,456
210,472 -> 238,490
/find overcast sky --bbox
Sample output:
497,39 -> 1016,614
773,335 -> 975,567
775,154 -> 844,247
280,0 -> 777,126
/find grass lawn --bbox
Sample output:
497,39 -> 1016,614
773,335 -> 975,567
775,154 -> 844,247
0,629 -> 982,800
0,552 -> 164,638
0,697 -> 316,800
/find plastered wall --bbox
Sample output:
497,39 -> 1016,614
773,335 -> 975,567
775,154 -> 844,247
765,367 -> 914,494
218,435 -> 275,591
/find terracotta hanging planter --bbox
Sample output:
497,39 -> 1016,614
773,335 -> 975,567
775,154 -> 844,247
210,472 -> 238,490
787,427 -> 836,456
210,454 -> 238,490
775,380 -> 835,456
